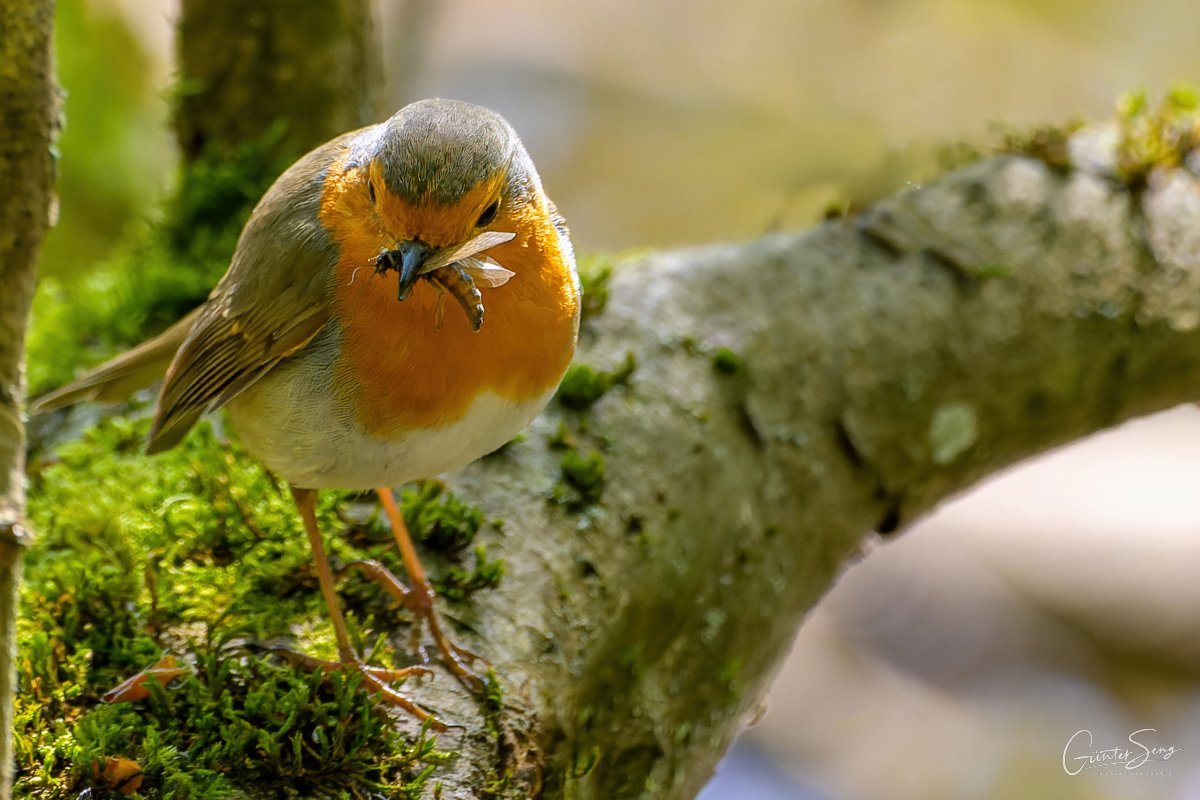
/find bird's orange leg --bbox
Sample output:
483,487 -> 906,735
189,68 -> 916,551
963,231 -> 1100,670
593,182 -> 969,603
371,487 -> 488,693
289,486 -> 445,729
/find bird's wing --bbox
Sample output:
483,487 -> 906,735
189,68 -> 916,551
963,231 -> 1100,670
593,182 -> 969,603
146,131 -> 363,454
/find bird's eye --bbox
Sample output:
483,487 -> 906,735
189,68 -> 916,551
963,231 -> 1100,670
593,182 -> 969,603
368,180 -> 377,204
476,200 -> 499,227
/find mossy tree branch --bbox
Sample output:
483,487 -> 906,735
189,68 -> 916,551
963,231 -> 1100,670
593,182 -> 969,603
391,143 -> 1200,797
0,0 -> 56,796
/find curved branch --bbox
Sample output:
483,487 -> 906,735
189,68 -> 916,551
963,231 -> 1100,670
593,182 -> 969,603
407,151 -> 1200,798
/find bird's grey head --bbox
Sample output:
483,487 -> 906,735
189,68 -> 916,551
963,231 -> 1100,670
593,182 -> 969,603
375,99 -> 523,206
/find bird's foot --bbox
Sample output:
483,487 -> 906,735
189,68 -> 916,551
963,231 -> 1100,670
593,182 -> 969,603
269,646 -> 445,730
342,559 -> 489,693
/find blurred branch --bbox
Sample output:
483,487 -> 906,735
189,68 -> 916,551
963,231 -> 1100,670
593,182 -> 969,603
0,0 -> 56,796
174,0 -> 381,161
391,147 -> 1200,797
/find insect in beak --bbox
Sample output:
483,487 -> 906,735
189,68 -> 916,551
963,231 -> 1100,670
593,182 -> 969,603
373,239 -> 434,301
369,231 -> 518,328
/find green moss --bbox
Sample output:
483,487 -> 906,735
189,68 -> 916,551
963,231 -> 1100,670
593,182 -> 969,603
712,348 -> 741,375
619,642 -> 645,682
992,85 -> 1200,187
576,254 -> 613,322
399,480 -> 484,554
934,140 -> 986,174
482,669 -> 504,714
29,659 -> 442,798
999,123 -> 1077,173
571,746 -> 601,779
163,120 -> 292,266
556,352 -> 636,412
434,545 -> 506,602
717,657 -> 744,704
557,366 -> 611,411
547,421 -> 574,450
548,443 -> 607,510
559,450 -> 605,504
1113,85 -> 1200,187
969,263 -> 1013,279
576,705 -> 594,728
483,769 -> 513,797
16,417 -> 501,798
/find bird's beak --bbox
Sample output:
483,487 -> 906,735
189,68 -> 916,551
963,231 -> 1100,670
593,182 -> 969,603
392,239 -> 434,301
373,231 -> 516,302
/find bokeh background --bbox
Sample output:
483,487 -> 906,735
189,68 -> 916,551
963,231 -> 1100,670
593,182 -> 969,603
43,0 -> 1200,797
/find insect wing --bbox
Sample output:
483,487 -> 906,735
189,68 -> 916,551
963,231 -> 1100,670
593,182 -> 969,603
421,230 -> 516,274
458,256 -> 515,288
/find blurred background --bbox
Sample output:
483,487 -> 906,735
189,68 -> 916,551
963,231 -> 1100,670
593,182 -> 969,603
45,0 -> 1200,797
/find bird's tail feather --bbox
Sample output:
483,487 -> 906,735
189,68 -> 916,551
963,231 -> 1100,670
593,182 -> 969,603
31,306 -> 202,413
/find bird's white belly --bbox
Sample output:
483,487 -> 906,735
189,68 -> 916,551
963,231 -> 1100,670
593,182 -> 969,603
226,329 -> 555,490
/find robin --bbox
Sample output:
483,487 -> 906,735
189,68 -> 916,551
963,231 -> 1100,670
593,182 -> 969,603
33,98 -> 581,727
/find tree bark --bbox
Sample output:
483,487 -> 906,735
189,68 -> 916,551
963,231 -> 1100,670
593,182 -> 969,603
395,148 -> 1200,797
174,0 -> 380,160
0,0 -> 56,796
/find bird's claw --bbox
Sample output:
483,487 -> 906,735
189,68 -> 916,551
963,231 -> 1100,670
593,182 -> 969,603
268,646 -> 446,730
343,558 -> 491,694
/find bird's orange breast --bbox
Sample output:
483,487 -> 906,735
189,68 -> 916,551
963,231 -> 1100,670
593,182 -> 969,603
318,157 -> 580,438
